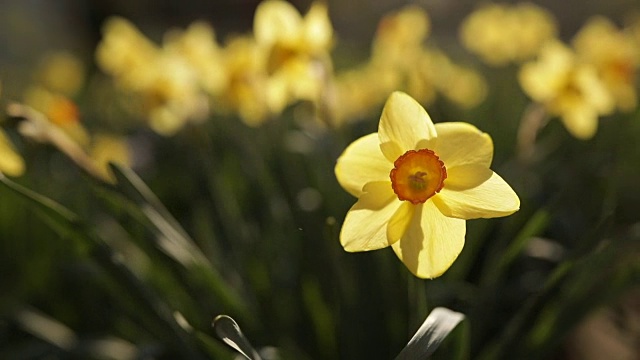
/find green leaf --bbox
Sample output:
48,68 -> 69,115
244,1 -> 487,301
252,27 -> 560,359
107,163 -> 250,317
212,315 -> 262,360
0,173 -> 205,358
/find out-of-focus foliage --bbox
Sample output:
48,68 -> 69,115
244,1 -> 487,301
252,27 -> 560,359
1,0 -> 639,359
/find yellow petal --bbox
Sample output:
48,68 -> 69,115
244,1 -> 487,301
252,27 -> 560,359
430,122 -> 493,168
335,133 -> 391,197
340,181 -> 400,252
303,2 -> 333,51
561,106 -> 598,140
0,130 -> 25,176
254,0 -> 302,47
378,92 -> 436,162
387,201 -> 415,246
391,201 -> 466,278
433,169 -> 520,219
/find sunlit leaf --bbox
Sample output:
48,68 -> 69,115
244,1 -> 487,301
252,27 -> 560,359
395,307 -> 466,360
212,315 -> 262,360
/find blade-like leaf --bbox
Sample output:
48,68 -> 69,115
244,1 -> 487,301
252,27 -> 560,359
108,163 -> 249,316
0,173 -> 204,358
395,307 -> 466,360
212,315 -> 262,360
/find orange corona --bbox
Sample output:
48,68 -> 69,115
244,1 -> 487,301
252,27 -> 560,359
390,148 -> 446,204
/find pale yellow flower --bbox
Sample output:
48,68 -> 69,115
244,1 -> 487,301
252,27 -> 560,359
460,3 -> 557,66
217,36 -> 272,126
371,5 -> 430,66
426,49 -> 488,108
335,92 -> 520,278
519,41 -> 614,139
253,0 -> 333,113
573,17 -> 639,112
95,17 -> 159,90
164,21 -> 227,95
370,6 -> 434,103
96,17 -> 211,135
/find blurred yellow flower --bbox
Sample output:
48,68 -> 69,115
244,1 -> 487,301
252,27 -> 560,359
330,6 -> 486,126
426,49 -> 488,109
329,6 -> 431,125
460,3 -> 557,66
372,5 -> 430,66
519,41 -> 614,139
96,17 -> 159,90
371,6 -> 435,104
253,0 -> 334,113
23,86 -> 90,147
335,92 -> 519,278
331,63 -> 397,125
217,36 -> 271,126
88,134 -> 131,182
164,21 -> 227,95
0,129 -> 25,177
573,17 -> 639,112
96,17 -> 211,135
36,51 -> 85,97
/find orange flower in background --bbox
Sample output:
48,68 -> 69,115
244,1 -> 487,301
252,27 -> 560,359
335,92 -> 519,278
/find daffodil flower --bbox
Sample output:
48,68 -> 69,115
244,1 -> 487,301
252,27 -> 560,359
519,41 -> 614,139
335,92 -> 520,278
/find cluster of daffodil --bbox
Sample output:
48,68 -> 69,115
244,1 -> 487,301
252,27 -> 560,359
95,0 -> 332,131
460,3 -> 639,140
94,2 -> 488,132
2,1 -> 639,281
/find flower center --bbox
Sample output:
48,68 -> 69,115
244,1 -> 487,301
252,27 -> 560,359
390,149 -> 447,204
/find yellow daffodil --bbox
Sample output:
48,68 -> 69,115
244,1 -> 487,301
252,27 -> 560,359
519,41 -> 614,139
253,0 -> 333,113
573,17 -> 639,112
335,92 -> 519,278
460,3 -> 557,66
